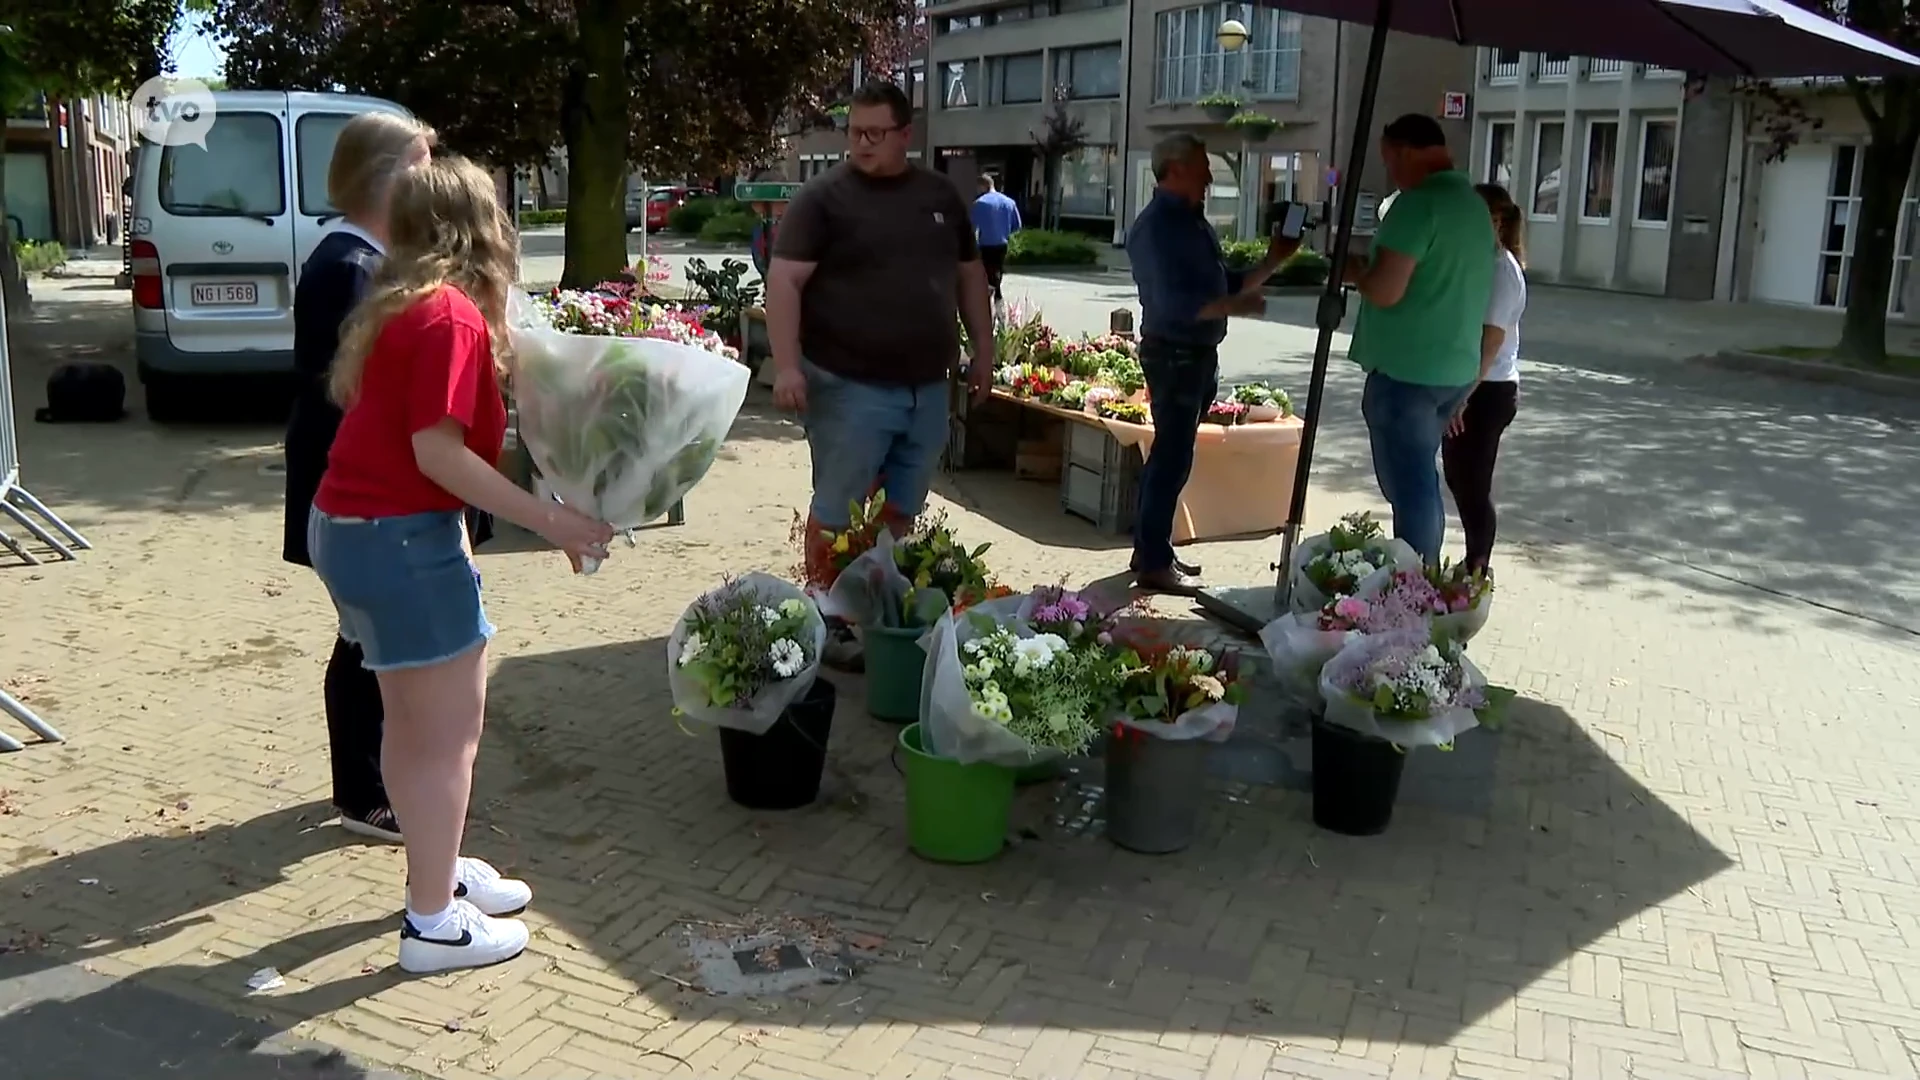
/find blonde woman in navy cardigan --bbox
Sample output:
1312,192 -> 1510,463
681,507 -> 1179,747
283,112 -> 433,842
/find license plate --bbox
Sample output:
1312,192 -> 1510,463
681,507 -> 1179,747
190,282 -> 257,306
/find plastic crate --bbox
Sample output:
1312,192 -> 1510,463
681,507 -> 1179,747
1059,422 -> 1140,535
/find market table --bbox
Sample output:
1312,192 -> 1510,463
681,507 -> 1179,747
951,386 -> 1304,545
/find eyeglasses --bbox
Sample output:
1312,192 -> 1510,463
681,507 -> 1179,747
848,124 -> 901,146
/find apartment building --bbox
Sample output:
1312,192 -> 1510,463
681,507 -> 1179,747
6,92 -> 136,249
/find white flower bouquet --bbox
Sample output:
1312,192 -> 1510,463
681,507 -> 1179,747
1287,511 -> 1423,612
667,573 -> 827,735
506,289 -> 749,571
919,596 -> 1122,767
1318,629 -> 1486,749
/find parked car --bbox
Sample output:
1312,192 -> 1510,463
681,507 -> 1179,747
628,185 -> 710,232
129,89 -> 412,422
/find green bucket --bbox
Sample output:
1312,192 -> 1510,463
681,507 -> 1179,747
899,724 -> 1015,863
864,624 -> 928,722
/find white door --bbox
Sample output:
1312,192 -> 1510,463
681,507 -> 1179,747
1750,146 -> 1831,305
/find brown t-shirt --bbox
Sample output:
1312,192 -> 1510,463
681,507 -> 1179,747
773,162 -> 979,386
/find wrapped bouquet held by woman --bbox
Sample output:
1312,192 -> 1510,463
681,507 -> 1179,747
506,286 -> 751,571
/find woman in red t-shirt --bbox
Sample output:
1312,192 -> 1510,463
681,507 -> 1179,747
309,155 -> 613,974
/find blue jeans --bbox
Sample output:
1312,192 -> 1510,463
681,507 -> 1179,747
308,509 -> 494,671
1360,372 -> 1475,566
801,359 -> 948,528
1132,340 -> 1218,573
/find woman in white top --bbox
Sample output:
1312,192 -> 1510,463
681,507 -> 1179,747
1441,183 -> 1526,575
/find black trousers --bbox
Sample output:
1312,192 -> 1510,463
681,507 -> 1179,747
1440,380 -> 1518,572
980,244 -> 1008,301
324,635 -> 386,815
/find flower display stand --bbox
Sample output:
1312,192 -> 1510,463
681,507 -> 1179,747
1060,419 -> 1142,535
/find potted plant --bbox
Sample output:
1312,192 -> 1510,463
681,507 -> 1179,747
905,601 -> 1119,862
827,103 -> 850,130
1230,382 -> 1292,422
1226,110 -> 1280,141
1313,630 -> 1485,835
1204,400 -> 1249,426
668,574 -> 833,810
1105,643 -> 1241,853
1197,92 -> 1243,123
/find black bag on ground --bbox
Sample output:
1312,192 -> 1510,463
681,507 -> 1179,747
35,362 -> 127,424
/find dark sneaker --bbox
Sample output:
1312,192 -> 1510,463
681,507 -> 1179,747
338,806 -> 402,843
1173,558 -> 1203,577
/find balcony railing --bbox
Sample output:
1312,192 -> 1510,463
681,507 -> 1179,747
1644,65 -> 1686,78
1589,57 -> 1627,79
1487,53 -> 1520,83
1537,55 -> 1571,80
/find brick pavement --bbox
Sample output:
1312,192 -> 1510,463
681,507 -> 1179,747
3,270 -> 1919,1079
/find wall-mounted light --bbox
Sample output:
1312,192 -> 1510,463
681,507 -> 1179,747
1216,18 -> 1249,52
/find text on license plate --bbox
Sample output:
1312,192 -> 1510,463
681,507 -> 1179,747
190,282 -> 257,306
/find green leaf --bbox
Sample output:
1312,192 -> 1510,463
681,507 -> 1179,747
1475,685 -> 1518,731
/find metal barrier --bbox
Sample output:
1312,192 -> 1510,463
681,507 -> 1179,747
0,284 -> 80,749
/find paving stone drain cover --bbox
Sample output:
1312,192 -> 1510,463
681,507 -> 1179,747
676,912 -> 874,997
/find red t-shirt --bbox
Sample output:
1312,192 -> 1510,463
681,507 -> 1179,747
314,286 -> 508,519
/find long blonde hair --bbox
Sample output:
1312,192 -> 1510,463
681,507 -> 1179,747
328,112 -> 435,220
331,156 -> 518,405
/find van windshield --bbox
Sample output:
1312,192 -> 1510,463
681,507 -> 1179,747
160,111 -> 286,218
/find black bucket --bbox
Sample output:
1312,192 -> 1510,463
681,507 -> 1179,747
718,676 -> 836,810
1310,712 -> 1407,836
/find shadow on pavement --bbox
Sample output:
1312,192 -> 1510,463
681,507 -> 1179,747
478,635 -> 1730,1049
0,802 -> 405,1077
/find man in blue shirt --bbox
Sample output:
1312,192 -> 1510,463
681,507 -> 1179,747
971,174 -> 1022,304
1127,133 -> 1296,591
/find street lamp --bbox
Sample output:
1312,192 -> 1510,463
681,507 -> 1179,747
1215,17 -> 1248,52
1216,11 -> 1257,241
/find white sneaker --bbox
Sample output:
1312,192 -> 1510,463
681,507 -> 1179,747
454,856 -> 533,916
397,899 -> 529,974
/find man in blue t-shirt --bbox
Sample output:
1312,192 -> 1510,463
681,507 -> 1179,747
971,174 -> 1022,304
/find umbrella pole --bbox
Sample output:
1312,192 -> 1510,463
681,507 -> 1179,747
1193,1 -> 1397,637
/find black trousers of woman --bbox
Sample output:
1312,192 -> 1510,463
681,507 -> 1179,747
1440,380 -> 1518,573
323,636 -> 388,815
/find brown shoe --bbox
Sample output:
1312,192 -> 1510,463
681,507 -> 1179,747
1173,558 -> 1203,577
1134,567 -> 1201,594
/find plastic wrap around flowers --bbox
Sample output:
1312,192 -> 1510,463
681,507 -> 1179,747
1318,629 -> 1486,749
667,573 -> 827,736
1287,511 -> 1422,612
1111,643 -> 1240,743
1263,562 -> 1491,697
507,289 -> 748,564
920,591 -> 1123,768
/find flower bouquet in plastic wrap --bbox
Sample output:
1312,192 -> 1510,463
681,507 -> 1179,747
1262,566 -> 1456,701
919,593 -> 1125,769
1318,629 -> 1486,750
1418,560 -> 1494,643
1287,510 -> 1422,612
816,505 -> 1008,630
507,289 -> 749,571
1111,642 -> 1242,744
667,573 -> 827,735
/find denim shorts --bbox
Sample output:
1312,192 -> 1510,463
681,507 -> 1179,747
802,358 -> 948,527
307,508 -> 495,672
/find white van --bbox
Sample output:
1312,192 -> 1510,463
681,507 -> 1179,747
129,90 -> 411,421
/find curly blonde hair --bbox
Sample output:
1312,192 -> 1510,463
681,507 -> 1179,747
331,155 -> 518,405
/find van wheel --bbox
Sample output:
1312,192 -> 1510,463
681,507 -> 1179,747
143,373 -> 192,423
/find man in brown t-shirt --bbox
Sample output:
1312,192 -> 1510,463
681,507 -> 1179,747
768,80 -> 995,596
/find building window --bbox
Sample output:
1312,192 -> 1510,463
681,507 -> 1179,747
1581,119 -> 1619,222
1484,120 -> 1515,187
1058,145 -> 1117,218
943,59 -> 981,108
906,62 -> 927,110
941,13 -> 985,33
1530,119 -> 1564,219
992,53 -> 1045,105
1538,52 -> 1571,80
1058,0 -> 1120,10
1152,4 -> 1302,104
1055,43 -> 1123,100
1634,117 -> 1677,226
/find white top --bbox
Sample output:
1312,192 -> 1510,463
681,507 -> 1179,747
330,220 -> 387,255
1482,248 -> 1525,383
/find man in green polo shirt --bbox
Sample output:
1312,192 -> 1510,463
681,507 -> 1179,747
1343,113 -> 1495,565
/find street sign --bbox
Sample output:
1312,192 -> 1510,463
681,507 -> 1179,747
1442,91 -> 1469,120
735,182 -> 803,203
1325,168 -> 1339,187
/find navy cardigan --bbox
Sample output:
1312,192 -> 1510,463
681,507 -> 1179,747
282,231 -> 380,567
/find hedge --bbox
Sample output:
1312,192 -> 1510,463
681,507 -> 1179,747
1218,241 -> 1331,287
698,208 -> 759,245
518,209 -> 566,227
1006,229 -> 1099,267
668,197 -> 726,235
12,240 -> 66,274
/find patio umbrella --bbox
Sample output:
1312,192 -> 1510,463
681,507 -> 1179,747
1198,0 -> 1920,632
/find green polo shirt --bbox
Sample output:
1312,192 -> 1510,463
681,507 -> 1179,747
1350,170 -> 1495,387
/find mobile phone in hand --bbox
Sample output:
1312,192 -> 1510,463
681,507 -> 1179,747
1272,201 -> 1309,241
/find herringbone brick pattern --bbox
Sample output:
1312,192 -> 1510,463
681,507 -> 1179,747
4,277 -> 1919,1079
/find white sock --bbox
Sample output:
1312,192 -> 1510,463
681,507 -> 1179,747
407,904 -> 456,938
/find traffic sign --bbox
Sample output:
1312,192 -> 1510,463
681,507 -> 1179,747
1442,91 -> 1469,119
735,182 -> 803,203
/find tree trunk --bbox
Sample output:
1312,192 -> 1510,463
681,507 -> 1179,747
1837,126 -> 1919,365
559,0 -> 632,289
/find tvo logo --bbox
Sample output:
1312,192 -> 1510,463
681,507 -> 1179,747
132,76 -> 217,149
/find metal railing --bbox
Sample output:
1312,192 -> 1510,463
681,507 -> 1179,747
1538,55 -> 1572,79
1589,57 -> 1628,78
1487,52 -> 1521,82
